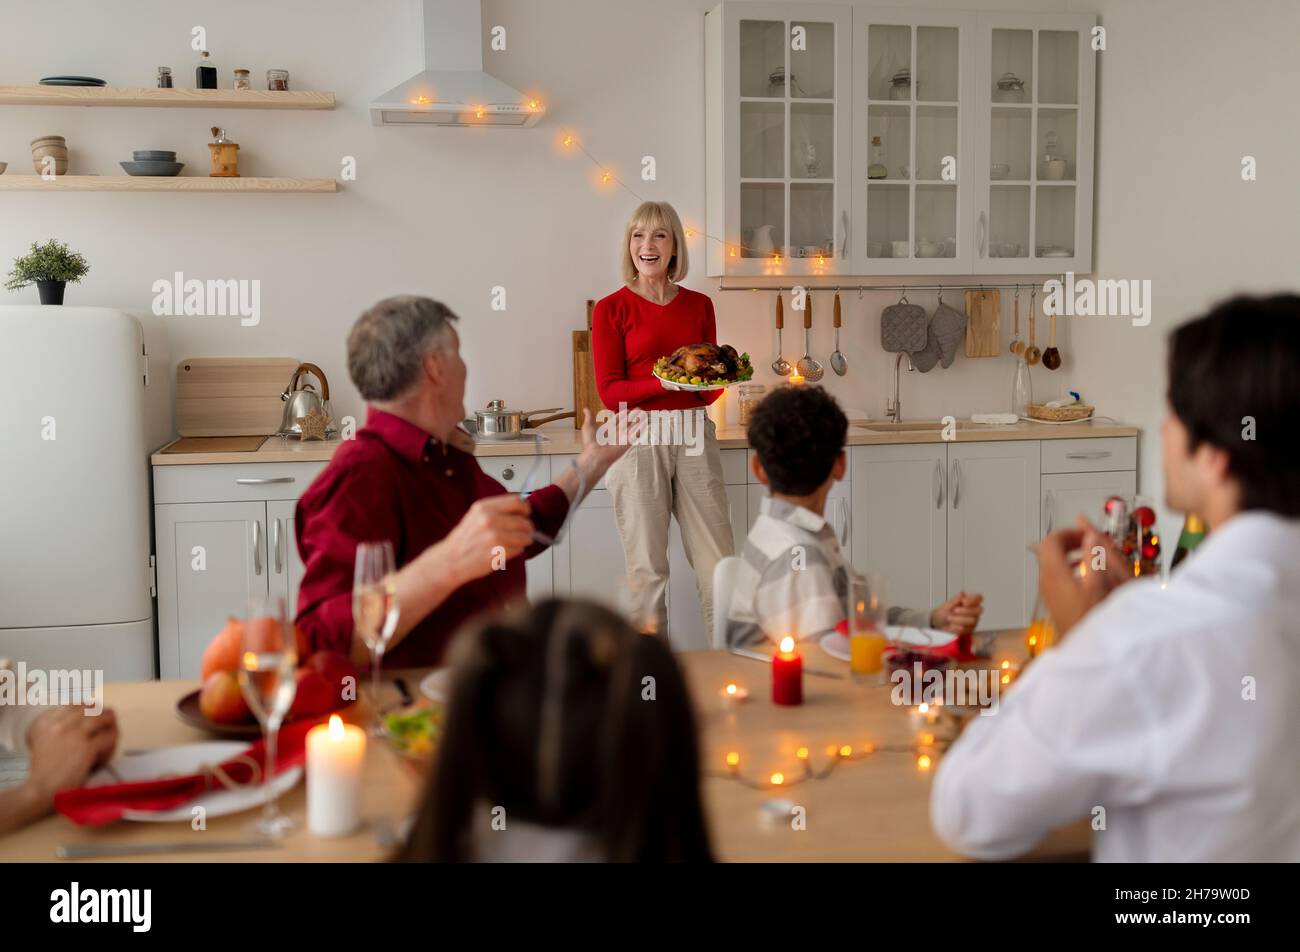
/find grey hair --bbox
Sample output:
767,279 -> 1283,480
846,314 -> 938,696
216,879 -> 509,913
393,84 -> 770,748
347,295 -> 458,401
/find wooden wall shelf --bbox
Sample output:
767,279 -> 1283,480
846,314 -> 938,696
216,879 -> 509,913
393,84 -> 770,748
0,85 -> 335,110
0,175 -> 337,193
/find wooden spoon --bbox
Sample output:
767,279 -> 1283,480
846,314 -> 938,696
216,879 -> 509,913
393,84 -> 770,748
1010,293 -> 1024,355
1042,312 -> 1061,370
1024,306 -> 1041,366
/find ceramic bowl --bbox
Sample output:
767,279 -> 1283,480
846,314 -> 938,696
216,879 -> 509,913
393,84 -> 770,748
120,160 -> 184,177
132,150 -> 177,162
0,162 -> 8,175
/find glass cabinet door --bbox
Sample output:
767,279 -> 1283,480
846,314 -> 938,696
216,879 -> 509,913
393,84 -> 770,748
975,14 -> 1095,274
725,3 -> 851,276
853,13 -> 974,274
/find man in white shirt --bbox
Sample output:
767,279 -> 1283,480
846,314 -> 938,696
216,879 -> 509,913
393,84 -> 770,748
931,295 -> 1300,861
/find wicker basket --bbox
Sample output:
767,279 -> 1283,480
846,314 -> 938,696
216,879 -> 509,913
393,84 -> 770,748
1028,403 -> 1094,422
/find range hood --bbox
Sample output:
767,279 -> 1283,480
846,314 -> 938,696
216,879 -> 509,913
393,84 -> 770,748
369,0 -> 544,127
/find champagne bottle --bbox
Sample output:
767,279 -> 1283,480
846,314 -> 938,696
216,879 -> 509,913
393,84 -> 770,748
1170,513 -> 1206,569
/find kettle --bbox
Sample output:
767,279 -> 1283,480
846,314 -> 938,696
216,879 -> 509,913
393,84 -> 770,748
277,362 -> 334,438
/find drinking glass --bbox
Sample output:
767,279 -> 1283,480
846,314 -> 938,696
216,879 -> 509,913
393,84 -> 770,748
847,573 -> 889,679
353,540 -> 399,732
237,592 -> 298,837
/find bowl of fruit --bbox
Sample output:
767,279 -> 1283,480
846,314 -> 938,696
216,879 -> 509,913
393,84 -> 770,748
384,704 -> 444,773
654,343 -> 753,391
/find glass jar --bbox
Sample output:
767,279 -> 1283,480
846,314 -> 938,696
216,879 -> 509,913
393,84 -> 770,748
234,68 -> 251,91
156,66 -> 173,88
267,69 -> 289,91
737,384 -> 766,428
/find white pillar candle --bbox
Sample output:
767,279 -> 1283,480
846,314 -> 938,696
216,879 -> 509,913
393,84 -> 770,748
306,715 -> 366,837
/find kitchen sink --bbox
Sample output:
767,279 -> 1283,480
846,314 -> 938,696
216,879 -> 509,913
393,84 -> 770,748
853,420 -> 977,432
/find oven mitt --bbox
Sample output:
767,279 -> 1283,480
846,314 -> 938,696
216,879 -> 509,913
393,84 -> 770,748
880,302 -> 928,353
910,318 -> 941,372
932,301 -> 969,368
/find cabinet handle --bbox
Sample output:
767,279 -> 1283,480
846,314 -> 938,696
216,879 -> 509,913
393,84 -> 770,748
1065,451 -> 1111,460
951,459 -> 961,509
236,477 -> 294,485
933,459 -> 943,509
252,520 -> 263,576
839,209 -> 849,259
1044,491 -> 1055,535
977,212 -> 987,258
501,467 -> 515,481
837,496 -> 850,547
272,518 -> 283,575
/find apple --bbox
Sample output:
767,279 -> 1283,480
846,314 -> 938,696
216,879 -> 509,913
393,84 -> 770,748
200,618 -> 243,682
289,668 -> 337,718
199,671 -> 253,724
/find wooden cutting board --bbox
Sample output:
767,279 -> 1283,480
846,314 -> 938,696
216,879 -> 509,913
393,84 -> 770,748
964,289 -> 1001,357
571,300 -> 605,429
175,357 -> 301,436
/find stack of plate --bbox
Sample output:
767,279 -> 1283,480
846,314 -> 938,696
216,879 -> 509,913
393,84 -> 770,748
121,150 -> 183,176
39,75 -> 106,86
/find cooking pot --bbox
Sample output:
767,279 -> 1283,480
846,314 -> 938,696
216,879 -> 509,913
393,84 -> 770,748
468,400 -> 574,441
277,362 -> 334,437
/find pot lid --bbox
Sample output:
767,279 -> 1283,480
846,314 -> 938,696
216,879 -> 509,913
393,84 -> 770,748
479,399 -> 518,416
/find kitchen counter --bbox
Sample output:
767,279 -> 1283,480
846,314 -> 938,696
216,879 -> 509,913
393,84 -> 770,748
151,419 -> 1138,464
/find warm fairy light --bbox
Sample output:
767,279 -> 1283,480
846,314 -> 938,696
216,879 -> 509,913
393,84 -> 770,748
796,746 -> 809,760
1026,633 -> 1039,648
817,256 -> 826,266
528,99 -> 540,110
725,751 -> 740,768
1151,535 -> 1160,546
918,702 -> 930,714
825,744 -> 838,757
328,714 -> 345,740
920,733 -> 935,746
839,745 -> 853,758
779,636 -> 795,654
916,754 -> 933,771
562,134 -> 574,147
1133,560 -> 1141,577
242,651 -> 257,669
413,95 -> 431,105
729,247 -> 738,258
861,742 -> 875,754
770,772 -> 785,786
685,228 -> 695,238
475,107 -> 485,119
725,683 -> 738,696
601,171 -> 612,184
772,254 -> 782,264
1001,660 -> 1011,670
1001,672 -> 1011,685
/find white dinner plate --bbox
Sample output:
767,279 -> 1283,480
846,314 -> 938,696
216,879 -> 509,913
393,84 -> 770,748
419,668 -> 451,703
820,625 -> 957,662
88,742 -> 302,823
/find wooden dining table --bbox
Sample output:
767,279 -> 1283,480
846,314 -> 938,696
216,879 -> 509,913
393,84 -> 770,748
0,631 -> 1089,862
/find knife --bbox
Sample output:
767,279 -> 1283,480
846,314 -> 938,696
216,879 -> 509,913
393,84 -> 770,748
729,647 -> 845,680
57,838 -> 280,859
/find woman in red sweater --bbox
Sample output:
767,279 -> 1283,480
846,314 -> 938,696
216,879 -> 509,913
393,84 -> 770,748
592,201 -> 735,641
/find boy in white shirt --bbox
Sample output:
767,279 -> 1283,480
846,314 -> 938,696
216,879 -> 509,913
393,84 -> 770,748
931,295 -> 1300,861
725,386 -> 982,647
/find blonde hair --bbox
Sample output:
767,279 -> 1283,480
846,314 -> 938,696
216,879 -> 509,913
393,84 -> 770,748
621,201 -> 689,285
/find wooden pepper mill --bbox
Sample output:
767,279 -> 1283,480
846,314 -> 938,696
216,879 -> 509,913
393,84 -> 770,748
208,126 -> 239,177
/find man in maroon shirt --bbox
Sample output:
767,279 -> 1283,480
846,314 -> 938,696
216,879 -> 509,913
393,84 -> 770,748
295,295 -> 632,668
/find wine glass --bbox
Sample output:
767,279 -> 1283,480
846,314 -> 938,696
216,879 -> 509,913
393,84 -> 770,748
353,541 -> 399,732
237,592 -> 297,838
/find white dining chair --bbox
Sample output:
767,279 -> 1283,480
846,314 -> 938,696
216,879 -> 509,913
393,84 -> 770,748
711,556 -> 742,650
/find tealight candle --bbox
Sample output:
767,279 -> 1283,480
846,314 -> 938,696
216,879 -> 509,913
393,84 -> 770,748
306,714 -> 366,837
771,637 -> 803,705
787,373 -> 805,386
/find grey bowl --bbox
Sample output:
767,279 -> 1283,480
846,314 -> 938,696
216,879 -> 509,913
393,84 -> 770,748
132,150 -> 177,162
120,160 -> 184,177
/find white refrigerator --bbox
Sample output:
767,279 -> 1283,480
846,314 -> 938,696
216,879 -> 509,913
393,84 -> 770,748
0,306 -> 172,680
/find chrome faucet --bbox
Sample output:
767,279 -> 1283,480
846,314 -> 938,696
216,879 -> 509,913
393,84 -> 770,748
885,351 -> 914,423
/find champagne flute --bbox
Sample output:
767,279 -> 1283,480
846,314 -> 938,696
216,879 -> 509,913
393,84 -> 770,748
353,541 -> 399,732
237,592 -> 297,838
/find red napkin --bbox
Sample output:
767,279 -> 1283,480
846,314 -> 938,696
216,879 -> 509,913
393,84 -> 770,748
833,621 -> 982,662
54,718 -> 323,826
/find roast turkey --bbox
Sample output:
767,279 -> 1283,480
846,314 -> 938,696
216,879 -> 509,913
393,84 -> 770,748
664,343 -> 742,381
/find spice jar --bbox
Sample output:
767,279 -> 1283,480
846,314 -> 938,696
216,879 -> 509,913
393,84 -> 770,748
737,384 -> 766,428
267,69 -> 289,91
157,66 -> 173,89
233,69 -> 251,91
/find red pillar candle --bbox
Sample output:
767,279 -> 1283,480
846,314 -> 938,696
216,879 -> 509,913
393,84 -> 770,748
772,637 -> 803,705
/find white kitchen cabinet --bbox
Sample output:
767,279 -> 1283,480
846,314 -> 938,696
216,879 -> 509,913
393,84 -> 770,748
707,3 -> 1096,276
946,440 -> 1041,630
267,499 -> 306,614
972,13 -> 1096,273
1041,470 -> 1137,538
155,501 -> 266,679
705,1 -> 854,276
848,444 -> 947,617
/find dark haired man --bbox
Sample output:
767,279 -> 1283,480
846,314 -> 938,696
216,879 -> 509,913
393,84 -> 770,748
725,385 -> 983,647
932,295 -> 1300,862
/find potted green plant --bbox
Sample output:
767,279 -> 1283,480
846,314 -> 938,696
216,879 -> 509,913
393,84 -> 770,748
5,239 -> 90,305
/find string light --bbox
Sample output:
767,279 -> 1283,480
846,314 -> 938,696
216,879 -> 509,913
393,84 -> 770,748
710,739 -> 947,790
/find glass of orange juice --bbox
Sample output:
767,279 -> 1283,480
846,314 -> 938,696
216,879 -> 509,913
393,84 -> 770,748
847,574 -> 889,679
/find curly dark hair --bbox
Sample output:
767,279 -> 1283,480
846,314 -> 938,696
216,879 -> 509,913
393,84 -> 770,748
1168,294 -> 1300,517
746,385 -> 848,495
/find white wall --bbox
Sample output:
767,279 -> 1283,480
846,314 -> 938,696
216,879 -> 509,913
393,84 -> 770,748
5,0 -> 1298,535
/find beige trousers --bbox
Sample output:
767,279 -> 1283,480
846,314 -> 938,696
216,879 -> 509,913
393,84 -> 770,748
605,413 -> 735,639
